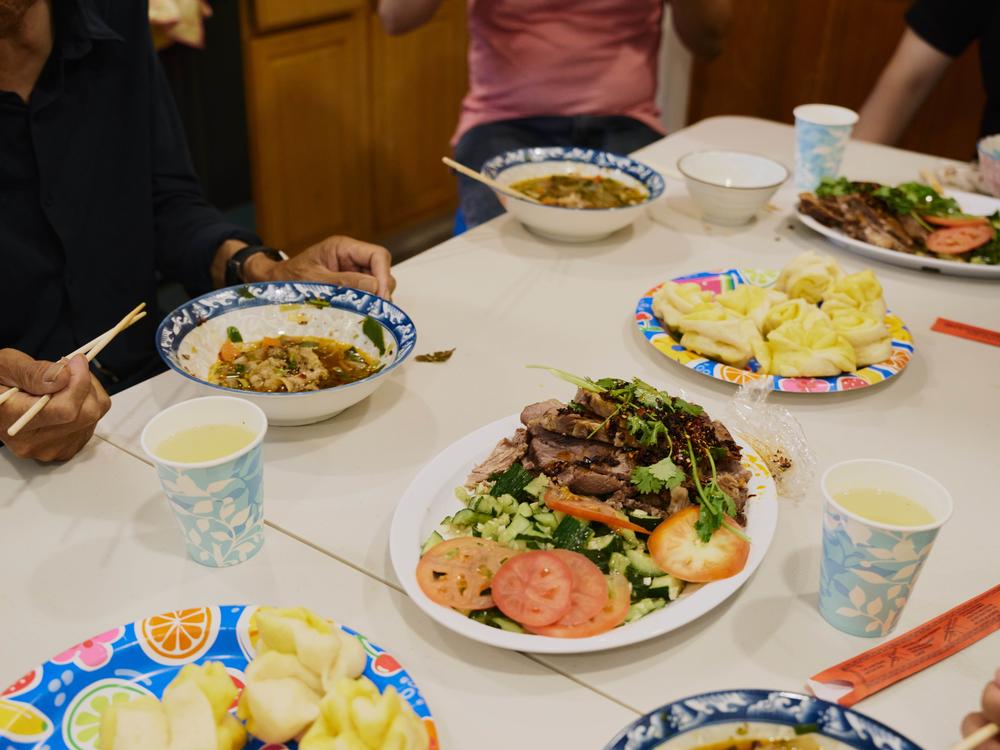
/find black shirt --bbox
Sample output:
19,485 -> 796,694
0,0 -> 258,392
907,0 -> 1000,138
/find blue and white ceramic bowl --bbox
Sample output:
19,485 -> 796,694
603,690 -> 921,750
156,283 -> 417,426
481,146 -> 665,241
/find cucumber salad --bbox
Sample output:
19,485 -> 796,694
415,370 -> 754,638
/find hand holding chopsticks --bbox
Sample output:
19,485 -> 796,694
950,724 -> 1000,750
2,303 -> 146,437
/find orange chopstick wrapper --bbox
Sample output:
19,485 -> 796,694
809,584 -> 1000,707
932,318 -> 1000,347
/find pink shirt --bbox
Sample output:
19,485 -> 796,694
455,0 -> 666,142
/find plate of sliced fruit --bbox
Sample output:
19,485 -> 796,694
0,605 -> 436,749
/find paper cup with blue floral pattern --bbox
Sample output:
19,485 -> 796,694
794,104 -> 859,190
141,396 -> 267,567
819,459 -> 953,637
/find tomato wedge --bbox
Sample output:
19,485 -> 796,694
647,506 -> 750,583
925,224 -> 993,255
491,551 -> 573,627
544,487 -> 649,534
525,574 -> 631,638
546,550 -> 609,625
922,214 -> 989,227
416,537 -> 520,610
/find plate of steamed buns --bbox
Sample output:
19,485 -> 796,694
634,251 -> 914,393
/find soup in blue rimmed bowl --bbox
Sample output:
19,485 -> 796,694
603,690 -> 920,750
156,283 -> 417,426
481,146 -> 665,242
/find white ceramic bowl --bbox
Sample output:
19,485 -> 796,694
156,283 -> 417,426
678,150 -> 789,225
481,147 -> 665,242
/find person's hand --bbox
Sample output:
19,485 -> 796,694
246,235 -> 396,299
962,668 -> 1000,750
0,350 -> 111,462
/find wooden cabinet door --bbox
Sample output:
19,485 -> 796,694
687,0 -> 986,161
252,0 -> 363,33
242,11 -> 371,253
369,0 -> 468,236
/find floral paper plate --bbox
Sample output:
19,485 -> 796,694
0,605 -> 437,750
603,689 -> 921,750
635,268 -> 914,393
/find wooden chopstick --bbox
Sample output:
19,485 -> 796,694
921,167 -> 945,194
0,310 -> 148,408
949,723 -> 999,750
441,156 -> 542,204
6,304 -> 146,437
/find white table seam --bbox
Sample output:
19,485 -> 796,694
90,434 -> 641,715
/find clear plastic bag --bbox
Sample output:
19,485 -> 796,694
726,378 -> 815,498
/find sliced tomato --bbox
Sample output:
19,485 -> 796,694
416,537 -> 519,610
647,506 -> 750,583
526,574 -> 631,638
491,551 -> 573,627
925,224 -> 993,255
546,550 -> 609,625
922,214 -> 989,227
544,487 -> 649,534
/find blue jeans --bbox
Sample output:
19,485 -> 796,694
453,115 -> 663,229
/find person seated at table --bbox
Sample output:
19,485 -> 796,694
377,0 -> 733,229
0,0 -> 395,463
854,0 -> 999,146
963,668 -> 1000,750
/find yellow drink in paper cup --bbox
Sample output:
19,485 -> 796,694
818,459 -> 953,636
141,396 -> 267,567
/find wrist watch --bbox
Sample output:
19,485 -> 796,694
225,245 -> 285,287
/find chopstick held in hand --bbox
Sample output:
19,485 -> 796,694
5,303 -> 146,436
949,724 -> 1000,750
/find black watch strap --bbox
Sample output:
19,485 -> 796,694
225,245 -> 284,286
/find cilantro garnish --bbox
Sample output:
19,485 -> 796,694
527,365 -> 606,393
630,457 -> 685,495
362,316 -> 386,355
673,397 -> 704,416
489,463 -> 536,500
626,415 -> 670,449
686,437 -> 748,543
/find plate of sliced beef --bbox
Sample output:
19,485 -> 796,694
797,179 -> 1000,279
389,372 -> 778,654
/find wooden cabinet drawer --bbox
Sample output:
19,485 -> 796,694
252,0 -> 362,33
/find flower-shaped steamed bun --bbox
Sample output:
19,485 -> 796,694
299,677 -> 429,750
827,307 -> 892,366
821,269 -> 887,319
238,607 -> 366,744
716,285 -> 788,331
774,250 -> 843,303
652,281 -> 714,328
766,316 -> 856,377
676,303 -> 769,370
761,298 -> 830,336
